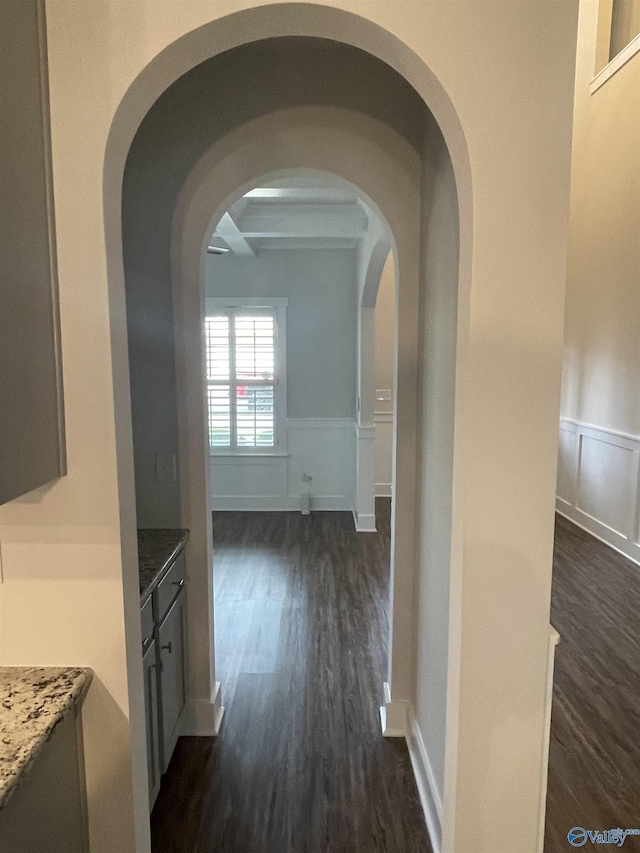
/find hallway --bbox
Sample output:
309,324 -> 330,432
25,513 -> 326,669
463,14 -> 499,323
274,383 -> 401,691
151,501 -> 431,852
545,516 -> 640,849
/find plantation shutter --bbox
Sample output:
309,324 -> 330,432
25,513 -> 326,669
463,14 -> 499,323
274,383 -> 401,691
205,316 -> 231,447
206,311 -> 276,450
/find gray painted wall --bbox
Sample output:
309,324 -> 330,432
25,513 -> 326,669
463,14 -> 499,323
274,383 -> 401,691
206,249 -> 357,419
123,37 -> 426,527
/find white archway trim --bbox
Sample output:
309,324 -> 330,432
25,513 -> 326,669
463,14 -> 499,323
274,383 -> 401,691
360,217 -> 392,309
354,220 -> 392,532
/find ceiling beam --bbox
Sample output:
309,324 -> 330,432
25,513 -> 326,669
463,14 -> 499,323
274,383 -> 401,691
251,237 -> 360,250
242,187 -> 357,203
214,212 -> 255,257
235,204 -> 368,239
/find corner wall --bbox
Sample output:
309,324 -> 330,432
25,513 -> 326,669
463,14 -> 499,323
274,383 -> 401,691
557,1 -> 640,564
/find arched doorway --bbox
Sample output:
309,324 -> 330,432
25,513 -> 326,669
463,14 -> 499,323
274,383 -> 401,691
164,91 -> 448,841
167,96 -> 433,721
105,7 -> 473,851
198,168 -> 395,532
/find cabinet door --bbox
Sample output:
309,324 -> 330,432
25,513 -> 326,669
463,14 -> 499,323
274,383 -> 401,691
0,0 -> 66,505
0,711 -> 89,853
158,590 -> 187,771
142,640 -> 161,809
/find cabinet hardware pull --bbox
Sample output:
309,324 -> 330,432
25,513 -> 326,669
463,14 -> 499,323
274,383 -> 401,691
172,578 -> 185,588
161,642 -> 173,654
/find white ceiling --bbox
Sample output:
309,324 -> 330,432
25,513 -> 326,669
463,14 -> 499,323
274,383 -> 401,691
209,181 -> 375,256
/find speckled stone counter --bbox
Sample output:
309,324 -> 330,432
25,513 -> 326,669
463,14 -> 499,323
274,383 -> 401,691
0,667 -> 92,811
138,528 -> 189,604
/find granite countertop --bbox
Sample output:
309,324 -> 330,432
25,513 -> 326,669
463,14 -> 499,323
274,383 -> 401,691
0,667 -> 92,811
138,528 -> 189,604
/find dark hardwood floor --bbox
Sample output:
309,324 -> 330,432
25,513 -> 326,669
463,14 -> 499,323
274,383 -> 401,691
151,500 -> 431,853
151,507 -> 640,852
545,515 -> 640,850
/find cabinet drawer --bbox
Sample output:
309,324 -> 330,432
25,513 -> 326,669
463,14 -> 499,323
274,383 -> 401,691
156,550 -> 186,623
141,596 -> 154,646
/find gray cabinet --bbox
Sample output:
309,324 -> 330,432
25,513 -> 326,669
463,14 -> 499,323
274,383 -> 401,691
142,639 -> 161,808
158,591 -> 187,771
0,709 -> 89,853
140,549 -> 188,809
0,0 -> 66,505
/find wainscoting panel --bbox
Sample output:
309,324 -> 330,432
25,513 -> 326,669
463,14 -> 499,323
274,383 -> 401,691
556,424 -> 578,508
556,418 -> 640,564
211,455 -> 287,499
374,411 -> 393,497
211,418 -> 354,511
286,418 -> 354,506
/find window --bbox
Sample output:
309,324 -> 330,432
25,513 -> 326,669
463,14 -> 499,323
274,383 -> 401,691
609,0 -> 640,61
205,298 -> 287,453
592,0 -> 640,91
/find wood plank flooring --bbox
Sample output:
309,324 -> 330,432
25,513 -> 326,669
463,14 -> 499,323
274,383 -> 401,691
545,515 -> 640,850
151,501 -> 431,853
152,508 -> 640,852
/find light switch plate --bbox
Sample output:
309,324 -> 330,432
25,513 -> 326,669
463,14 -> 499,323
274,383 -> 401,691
376,388 -> 392,402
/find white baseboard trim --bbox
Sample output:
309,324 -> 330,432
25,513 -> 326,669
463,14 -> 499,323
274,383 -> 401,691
537,626 -> 560,853
556,501 -> 640,566
212,495 -> 351,512
184,682 -> 225,736
375,483 -> 392,498
406,708 -> 443,853
379,681 -> 408,737
354,510 -> 377,533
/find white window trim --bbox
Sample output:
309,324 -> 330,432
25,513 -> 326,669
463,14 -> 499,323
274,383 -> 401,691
591,0 -> 640,95
205,296 -> 288,457
591,32 -> 640,93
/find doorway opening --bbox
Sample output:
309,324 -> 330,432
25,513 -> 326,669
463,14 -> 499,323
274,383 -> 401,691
204,172 -> 395,528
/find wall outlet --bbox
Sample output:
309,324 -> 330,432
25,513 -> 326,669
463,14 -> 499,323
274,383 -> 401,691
155,452 -> 177,483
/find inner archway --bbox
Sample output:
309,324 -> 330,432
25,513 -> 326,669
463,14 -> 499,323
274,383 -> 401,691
202,169 -> 395,532
169,101 -> 424,719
